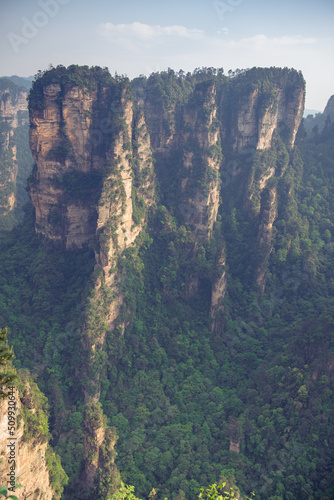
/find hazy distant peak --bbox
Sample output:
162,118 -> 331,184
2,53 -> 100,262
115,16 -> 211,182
5,75 -> 34,89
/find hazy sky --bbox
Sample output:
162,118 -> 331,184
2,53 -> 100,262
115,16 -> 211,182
1,0 -> 333,110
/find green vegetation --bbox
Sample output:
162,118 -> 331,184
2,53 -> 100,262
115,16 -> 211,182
230,67 -> 305,106
15,370 -> 68,496
0,337 -> 67,498
54,169 -> 103,202
28,64 -> 131,113
0,486 -> 18,500
46,447 -> 69,499
198,483 -> 254,500
0,66 -> 333,500
109,481 -> 252,500
110,482 -> 143,500
0,327 -> 16,398
15,370 -> 50,443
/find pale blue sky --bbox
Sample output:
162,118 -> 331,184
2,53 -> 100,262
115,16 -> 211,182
1,0 -> 333,109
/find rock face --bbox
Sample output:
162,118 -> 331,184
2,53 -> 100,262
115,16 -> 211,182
228,73 -> 305,152
29,82 -> 155,253
29,83 -> 101,247
79,402 -> 119,499
231,87 -> 304,151
29,69 -> 156,498
228,420 -> 241,454
96,102 -> 155,286
0,84 -> 28,128
180,82 -> 221,242
210,247 -> 227,328
209,70 -> 305,311
29,68 -> 304,262
254,186 -> 278,293
0,382 -> 55,500
0,79 -> 29,216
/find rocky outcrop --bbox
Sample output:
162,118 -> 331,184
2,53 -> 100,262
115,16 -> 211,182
144,100 -> 176,152
228,419 -> 241,454
79,402 -> 119,498
29,81 -> 155,253
29,83 -> 102,247
28,67 -> 306,331
179,82 -> 221,242
29,71 -> 157,498
255,186 -> 278,293
143,80 -> 223,298
96,101 -> 155,288
231,83 -> 304,151
0,79 -> 29,216
0,376 -> 64,500
0,84 -> 28,128
210,248 -> 227,329
208,73 -> 304,316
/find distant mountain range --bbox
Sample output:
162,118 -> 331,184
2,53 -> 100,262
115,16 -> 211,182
4,75 -> 34,89
303,108 -> 321,117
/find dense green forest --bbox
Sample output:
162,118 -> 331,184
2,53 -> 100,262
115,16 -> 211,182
0,66 -> 333,500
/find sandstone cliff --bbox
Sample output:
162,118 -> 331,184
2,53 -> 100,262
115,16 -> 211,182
29,78 -> 155,253
29,82 -> 101,247
0,371 -> 66,499
208,70 -> 305,316
0,79 -> 29,217
231,85 -> 304,151
29,68 -> 304,302
28,67 -> 156,497
179,81 -> 221,242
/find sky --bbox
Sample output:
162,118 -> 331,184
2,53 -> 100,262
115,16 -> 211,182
0,0 -> 333,110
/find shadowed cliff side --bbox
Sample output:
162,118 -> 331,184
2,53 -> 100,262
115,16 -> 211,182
138,67 -> 305,321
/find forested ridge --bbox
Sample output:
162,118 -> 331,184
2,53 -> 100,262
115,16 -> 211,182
0,66 -> 333,500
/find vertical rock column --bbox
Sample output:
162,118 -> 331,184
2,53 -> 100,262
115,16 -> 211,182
180,82 -> 221,242
0,83 -> 28,216
29,83 -> 101,247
